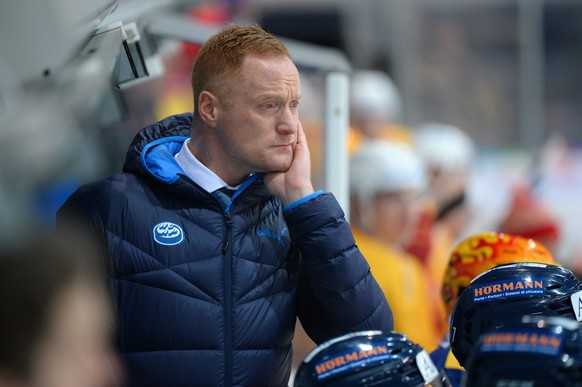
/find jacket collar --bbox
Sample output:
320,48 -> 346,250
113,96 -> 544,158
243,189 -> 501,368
122,113 -> 269,206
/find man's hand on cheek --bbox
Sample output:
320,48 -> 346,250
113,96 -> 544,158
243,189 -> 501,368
264,122 -> 314,206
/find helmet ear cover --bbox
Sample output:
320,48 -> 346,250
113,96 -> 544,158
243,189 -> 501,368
449,262 -> 582,368
294,331 -> 451,387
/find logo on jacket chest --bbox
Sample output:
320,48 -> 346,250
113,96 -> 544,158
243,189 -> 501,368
258,226 -> 289,249
153,222 -> 184,246
257,211 -> 291,253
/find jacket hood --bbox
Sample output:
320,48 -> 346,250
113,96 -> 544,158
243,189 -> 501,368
121,113 -> 266,206
123,113 -> 193,180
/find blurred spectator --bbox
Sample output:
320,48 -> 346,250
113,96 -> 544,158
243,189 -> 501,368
407,123 -> 475,287
350,139 -> 445,351
500,185 -> 561,255
348,70 -> 413,154
414,123 -> 474,212
431,231 -> 556,387
0,226 -> 122,387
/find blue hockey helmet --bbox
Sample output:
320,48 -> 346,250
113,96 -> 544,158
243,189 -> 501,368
449,262 -> 582,367
293,330 -> 451,386
463,315 -> 582,386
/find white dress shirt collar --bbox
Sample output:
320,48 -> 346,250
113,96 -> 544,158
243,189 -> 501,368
174,139 -> 239,193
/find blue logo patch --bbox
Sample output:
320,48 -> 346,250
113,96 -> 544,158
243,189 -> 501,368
153,222 -> 184,246
258,226 -> 288,249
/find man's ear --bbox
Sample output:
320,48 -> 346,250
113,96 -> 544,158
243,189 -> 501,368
198,91 -> 220,127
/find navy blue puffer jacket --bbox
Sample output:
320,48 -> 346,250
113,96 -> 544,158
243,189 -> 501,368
58,113 -> 393,386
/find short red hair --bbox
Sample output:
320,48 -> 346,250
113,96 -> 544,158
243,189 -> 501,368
190,24 -> 290,123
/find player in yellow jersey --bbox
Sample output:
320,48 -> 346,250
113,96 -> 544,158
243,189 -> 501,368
350,139 -> 446,351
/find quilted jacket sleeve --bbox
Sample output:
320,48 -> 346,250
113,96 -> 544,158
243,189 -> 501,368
284,192 -> 394,344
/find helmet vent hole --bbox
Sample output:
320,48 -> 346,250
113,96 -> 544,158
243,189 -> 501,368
547,283 -> 562,290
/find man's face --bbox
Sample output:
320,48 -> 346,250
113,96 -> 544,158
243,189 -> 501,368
214,55 -> 301,176
373,190 -> 419,247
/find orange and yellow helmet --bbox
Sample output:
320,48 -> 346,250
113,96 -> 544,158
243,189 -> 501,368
441,231 -> 555,315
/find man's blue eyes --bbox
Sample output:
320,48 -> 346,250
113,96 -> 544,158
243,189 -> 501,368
262,102 -> 299,109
